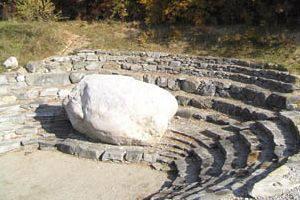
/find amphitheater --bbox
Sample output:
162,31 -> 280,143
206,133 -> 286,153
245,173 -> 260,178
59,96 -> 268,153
1,49 -> 300,199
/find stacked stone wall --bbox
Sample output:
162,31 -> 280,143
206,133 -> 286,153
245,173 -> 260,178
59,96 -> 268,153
1,49 -> 300,199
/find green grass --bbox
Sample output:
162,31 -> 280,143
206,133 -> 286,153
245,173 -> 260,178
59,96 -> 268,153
0,20 -> 299,73
0,21 -> 66,67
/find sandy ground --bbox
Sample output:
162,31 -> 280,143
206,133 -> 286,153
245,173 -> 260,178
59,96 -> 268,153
0,150 -> 168,200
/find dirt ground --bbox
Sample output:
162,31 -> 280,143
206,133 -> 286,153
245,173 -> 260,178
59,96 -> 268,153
0,150 -> 168,200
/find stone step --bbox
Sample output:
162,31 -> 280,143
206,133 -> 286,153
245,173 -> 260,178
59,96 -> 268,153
238,130 -> 261,166
73,49 -> 295,82
180,67 -> 296,93
201,63 -> 296,84
170,119 -> 226,177
164,130 -> 198,148
207,126 -> 253,169
128,67 -> 293,109
3,67 -> 296,113
279,111 -> 300,140
250,125 -> 277,162
252,120 -> 299,157
231,162 -> 281,197
166,64 -> 293,94
176,106 -> 238,126
211,98 -> 276,121
83,55 -> 297,93
56,67 -> 294,110
203,128 -> 246,170
174,156 -> 201,185
88,50 -> 296,84
173,90 -> 277,121
158,150 -> 185,160
167,120 -> 233,192
191,146 -> 214,180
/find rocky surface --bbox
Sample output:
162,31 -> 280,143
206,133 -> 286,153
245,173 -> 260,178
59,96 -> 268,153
63,74 -> 178,145
1,49 -> 300,199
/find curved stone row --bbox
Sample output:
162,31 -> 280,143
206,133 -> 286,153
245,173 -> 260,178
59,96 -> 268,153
0,49 -> 300,199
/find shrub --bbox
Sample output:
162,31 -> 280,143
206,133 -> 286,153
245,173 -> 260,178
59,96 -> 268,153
16,0 -> 59,21
2,0 -> 299,26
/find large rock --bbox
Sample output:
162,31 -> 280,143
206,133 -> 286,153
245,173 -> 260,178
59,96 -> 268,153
63,74 -> 178,145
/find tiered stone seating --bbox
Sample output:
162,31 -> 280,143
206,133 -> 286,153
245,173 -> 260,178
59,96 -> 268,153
1,49 -> 300,199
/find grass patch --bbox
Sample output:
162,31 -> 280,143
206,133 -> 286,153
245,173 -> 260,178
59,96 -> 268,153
0,20 -> 66,68
0,20 -> 299,73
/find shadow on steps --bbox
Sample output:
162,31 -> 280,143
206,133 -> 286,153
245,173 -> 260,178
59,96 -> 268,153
34,104 -> 89,141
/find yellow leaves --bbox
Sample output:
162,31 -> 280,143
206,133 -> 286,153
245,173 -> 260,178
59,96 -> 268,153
16,0 -> 58,21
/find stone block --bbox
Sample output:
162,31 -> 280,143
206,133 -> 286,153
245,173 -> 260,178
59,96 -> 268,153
25,61 -> 45,73
85,62 -> 103,71
20,139 -> 39,151
38,139 -> 58,151
176,109 -> 193,119
143,74 -> 156,84
156,76 -> 168,88
143,64 -> 157,71
197,81 -> 216,96
190,98 -> 212,109
192,112 -> 206,120
167,79 -> 180,91
86,54 -> 99,61
180,79 -> 199,93
169,61 -> 181,68
3,57 -> 18,69
266,93 -> 287,109
77,144 -> 104,160
40,88 -> 59,97
102,62 -> 121,70
206,114 -> 229,125
45,62 -> 72,72
16,75 -> 25,82
0,75 -> 8,85
56,140 -> 77,155
72,62 -> 86,70
121,63 -> 142,71
125,150 -> 143,162
130,64 -> 143,71
69,72 -> 85,84
176,95 -> 190,106
101,148 -> 126,162
26,73 -> 71,86
143,152 -> 158,163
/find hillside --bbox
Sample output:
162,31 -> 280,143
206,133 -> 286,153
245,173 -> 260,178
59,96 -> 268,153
0,20 -> 299,73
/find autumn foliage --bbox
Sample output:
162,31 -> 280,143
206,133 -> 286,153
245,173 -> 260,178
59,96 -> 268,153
1,0 -> 299,26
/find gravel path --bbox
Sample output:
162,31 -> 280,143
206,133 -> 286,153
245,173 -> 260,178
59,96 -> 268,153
0,150 -> 167,200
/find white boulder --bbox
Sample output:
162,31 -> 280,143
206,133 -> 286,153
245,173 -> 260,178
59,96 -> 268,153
3,57 -> 18,69
63,74 -> 178,145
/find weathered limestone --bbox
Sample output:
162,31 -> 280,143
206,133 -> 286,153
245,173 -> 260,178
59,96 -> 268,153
63,74 -> 178,145
3,57 -> 18,69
